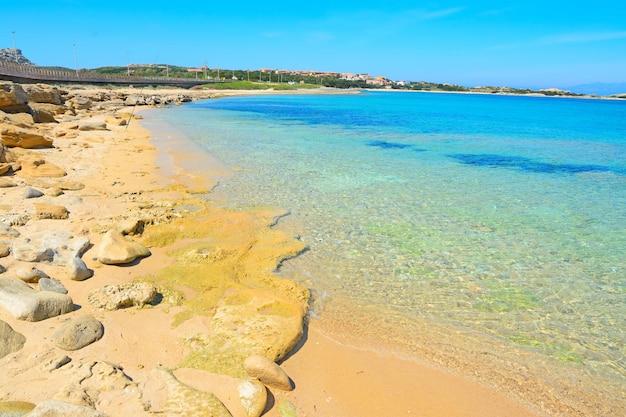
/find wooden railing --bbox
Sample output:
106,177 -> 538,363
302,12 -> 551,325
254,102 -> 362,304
0,59 -> 209,87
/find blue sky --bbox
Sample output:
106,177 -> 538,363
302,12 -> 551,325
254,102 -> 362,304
3,0 -> 626,90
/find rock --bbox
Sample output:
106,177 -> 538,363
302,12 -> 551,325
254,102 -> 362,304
22,400 -> 107,417
0,400 -> 35,416
11,230 -> 89,265
23,84 -> 63,105
69,96 -> 92,110
0,82 -> 29,113
24,187 -> 44,198
17,158 -> 66,177
243,355 -> 293,391
33,203 -> 69,220
52,315 -> 103,351
0,264 -> 5,274
0,125 -> 53,148
29,103 -> 60,123
66,256 -> 93,281
0,223 -> 20,238
0,277 -> 74,321
211,289 -> 305,362
104,116 -> 126,127
16,267 -> 50,283
174,369 -> 267,417
125,95 -> 146,106
0,163 -> 10,175
238,380 -> 267,417
0,178 -> 17,188
56,181 -> 85,191
141,368 -> 232,417
39,277 -> 68,294
87,282 -> 156,310
44,354 -> 72,371
0,243 -> 9,257
116,219 -> 145,235
45,187 -> 64,197
96,230 -> 150,265
0,319 -> 26,359
78,122 -> 107,131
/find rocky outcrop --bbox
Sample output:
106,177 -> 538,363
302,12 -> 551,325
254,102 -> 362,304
11,230 -> 89,265
0,319 -> 26,359
87,282 -> 157,310
0,125 -> 53,148
23,84 -> 64,105
96,230 -> 150,265
52,315 -> 104,351
0,81 -> 29,113
0,277 -> 74,321
141,368 -> 232,417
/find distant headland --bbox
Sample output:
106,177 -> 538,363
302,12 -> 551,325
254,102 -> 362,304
1,48 -> 624,99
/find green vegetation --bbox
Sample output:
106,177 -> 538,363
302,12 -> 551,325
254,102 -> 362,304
507,334 -> 584,364
473,284 -> 542,313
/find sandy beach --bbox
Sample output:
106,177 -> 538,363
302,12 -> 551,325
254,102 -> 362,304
0,82 -> 545,417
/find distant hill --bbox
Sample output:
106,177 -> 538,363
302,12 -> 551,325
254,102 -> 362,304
0,48 -> 34,65
566,82 -> 626,96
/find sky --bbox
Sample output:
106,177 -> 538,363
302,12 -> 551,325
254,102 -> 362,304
2,0 -> 626,90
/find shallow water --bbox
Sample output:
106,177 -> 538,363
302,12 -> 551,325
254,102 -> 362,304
147,91 -> 626,414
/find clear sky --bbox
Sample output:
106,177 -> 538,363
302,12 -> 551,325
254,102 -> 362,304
3,0 -> 626,90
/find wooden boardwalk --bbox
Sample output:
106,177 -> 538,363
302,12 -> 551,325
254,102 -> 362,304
0,59 -> 208,87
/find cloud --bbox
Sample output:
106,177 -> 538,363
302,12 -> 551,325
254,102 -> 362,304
540,31 -> 626,45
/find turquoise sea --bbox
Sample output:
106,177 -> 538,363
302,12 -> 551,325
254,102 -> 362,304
146,91 -> 626,415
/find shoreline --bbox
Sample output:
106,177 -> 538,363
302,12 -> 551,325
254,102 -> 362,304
0,82 -> 620,417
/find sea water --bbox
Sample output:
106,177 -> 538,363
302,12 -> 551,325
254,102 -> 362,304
147,91 -> 625,413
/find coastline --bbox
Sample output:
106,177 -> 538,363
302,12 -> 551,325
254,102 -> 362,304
0,82 -> 620,417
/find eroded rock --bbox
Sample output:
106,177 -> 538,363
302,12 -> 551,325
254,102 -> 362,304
0,277 -> 74,321
24,399 -> 107,417
11,230 -> 89,265
87,282 -> 157,310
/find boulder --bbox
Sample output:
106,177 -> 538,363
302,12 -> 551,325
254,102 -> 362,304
17,158 -> 66,177
23,84 -> 63,105
96,230 -> 150,265
33,203 -> 70,220
243,354 -> 293,391
66,256 -> 93,281
11,230 -> 90,265
29,102 -> 62,123
16,266 -> 50,283
87,282 -> 156,310
39,277 -> 68,294
0,277 -> 74,321
141,368 -> 232,417
0,163 -> 10,175
52,315 -> 103,351
0,82 -> 29,113
0,125 -> 53,148
22,400 -> 107,417
0,319 -> 26,359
